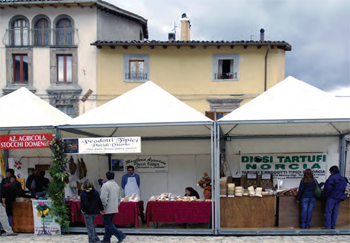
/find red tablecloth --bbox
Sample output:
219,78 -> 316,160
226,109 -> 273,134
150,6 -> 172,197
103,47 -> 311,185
145,201 -> 212,227
67,201 -> 144,227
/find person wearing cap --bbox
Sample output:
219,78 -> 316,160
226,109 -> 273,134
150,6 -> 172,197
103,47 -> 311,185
100,171 -> 126,243
322,165 -> 347,229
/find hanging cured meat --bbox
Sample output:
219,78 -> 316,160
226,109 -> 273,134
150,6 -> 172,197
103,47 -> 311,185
69,156 -> 77,175
77,158 -> 84,180
76,181 -> 83,195
80,158 -> 87,178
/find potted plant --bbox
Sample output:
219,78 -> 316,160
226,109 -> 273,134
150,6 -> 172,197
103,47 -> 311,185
197,173 -> 212,199
226,72 -> 233,79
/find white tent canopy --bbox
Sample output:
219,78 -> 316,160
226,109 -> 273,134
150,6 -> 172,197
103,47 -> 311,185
60,81 -> 213,138
0,87 -> 72,135
218,76 -> 350,136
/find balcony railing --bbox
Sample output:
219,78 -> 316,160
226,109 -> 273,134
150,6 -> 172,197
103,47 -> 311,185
214,72 -> 238,80
125,72 -> 148,81
2,28 -> 79,47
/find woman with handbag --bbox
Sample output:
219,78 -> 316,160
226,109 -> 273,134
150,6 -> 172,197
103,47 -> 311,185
296,169 -> 324,229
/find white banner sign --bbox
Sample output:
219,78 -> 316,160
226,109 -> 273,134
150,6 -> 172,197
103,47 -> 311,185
240,153 -> 327,180
32,200 -> 61,235
64,137 -> 141,154
123,156 -> 168,172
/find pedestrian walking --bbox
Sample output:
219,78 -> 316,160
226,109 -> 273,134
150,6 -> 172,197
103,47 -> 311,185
322,165 -> 347,229
100,171 -> 126,243
80,179 -> 104,243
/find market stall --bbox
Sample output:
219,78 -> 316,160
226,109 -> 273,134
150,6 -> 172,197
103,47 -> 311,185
58,81 -> 215,234
0,87 -> 73,234
217,76 -> 350,234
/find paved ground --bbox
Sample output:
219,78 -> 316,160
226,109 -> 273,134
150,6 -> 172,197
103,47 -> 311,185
1,234 -> 350,243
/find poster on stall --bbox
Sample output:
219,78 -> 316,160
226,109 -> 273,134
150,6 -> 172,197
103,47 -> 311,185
32,200 -> 61,235
240,153 -> 327,180
64,137 -> 141,154
123,156 -> 168,172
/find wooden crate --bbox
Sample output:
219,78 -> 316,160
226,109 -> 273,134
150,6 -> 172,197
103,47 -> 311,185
259,172 -> 274,189
245,172 -> 259,188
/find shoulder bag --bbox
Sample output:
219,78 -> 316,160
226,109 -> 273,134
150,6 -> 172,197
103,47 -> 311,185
314,179 -> 322,199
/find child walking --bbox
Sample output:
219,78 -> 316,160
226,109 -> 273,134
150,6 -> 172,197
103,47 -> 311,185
80,179 -> 104,243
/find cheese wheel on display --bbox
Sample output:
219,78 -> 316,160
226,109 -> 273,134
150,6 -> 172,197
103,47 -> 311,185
235,193 -> 243,196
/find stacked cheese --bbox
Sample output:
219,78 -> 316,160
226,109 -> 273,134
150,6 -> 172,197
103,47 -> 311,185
235,186 -> 243,196
248,186 -> 255,196
227,183 -> 235,195
220,177 -> 227,196
255,187 -> 263,197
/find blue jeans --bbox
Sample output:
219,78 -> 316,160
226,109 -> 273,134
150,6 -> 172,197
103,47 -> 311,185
300,197 -> 316,229
102,214 -> 125,243
324,197 -> 341,229
83,214 -> 100,243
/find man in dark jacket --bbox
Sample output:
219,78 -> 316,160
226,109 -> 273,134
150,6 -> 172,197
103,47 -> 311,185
31,171 -> 50,197
26,169 -> 40,194
0,181 -> 17,236
322,165 -> 347,229
1,169 -> 15,190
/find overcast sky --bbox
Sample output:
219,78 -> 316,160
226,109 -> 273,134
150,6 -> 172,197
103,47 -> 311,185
109,0 -> 350,95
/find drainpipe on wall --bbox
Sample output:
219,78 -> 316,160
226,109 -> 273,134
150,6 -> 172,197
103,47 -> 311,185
260,28 -> 270,92
264,44 -> 270,92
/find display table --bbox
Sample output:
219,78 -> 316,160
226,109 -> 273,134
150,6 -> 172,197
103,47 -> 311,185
278,196 -> 350,228
220,196 -> 276,228
145,201 -> 212,227
12,202 -> 34,233
67,201 -> 144,227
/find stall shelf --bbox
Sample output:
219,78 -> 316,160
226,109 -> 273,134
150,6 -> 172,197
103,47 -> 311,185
145,201 -> 212,228
68,200 -> 144,227
278,196 -> 350,228
220,196 -> 276,228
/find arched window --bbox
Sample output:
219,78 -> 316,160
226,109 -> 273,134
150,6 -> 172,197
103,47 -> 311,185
56,18 -> 73,45
12,19 -> 29,46
34,18 -> 49,45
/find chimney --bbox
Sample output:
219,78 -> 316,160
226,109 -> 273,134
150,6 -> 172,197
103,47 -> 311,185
181,13 -> 190,41
260,28 -> 265,41
168,32 -> 175,41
